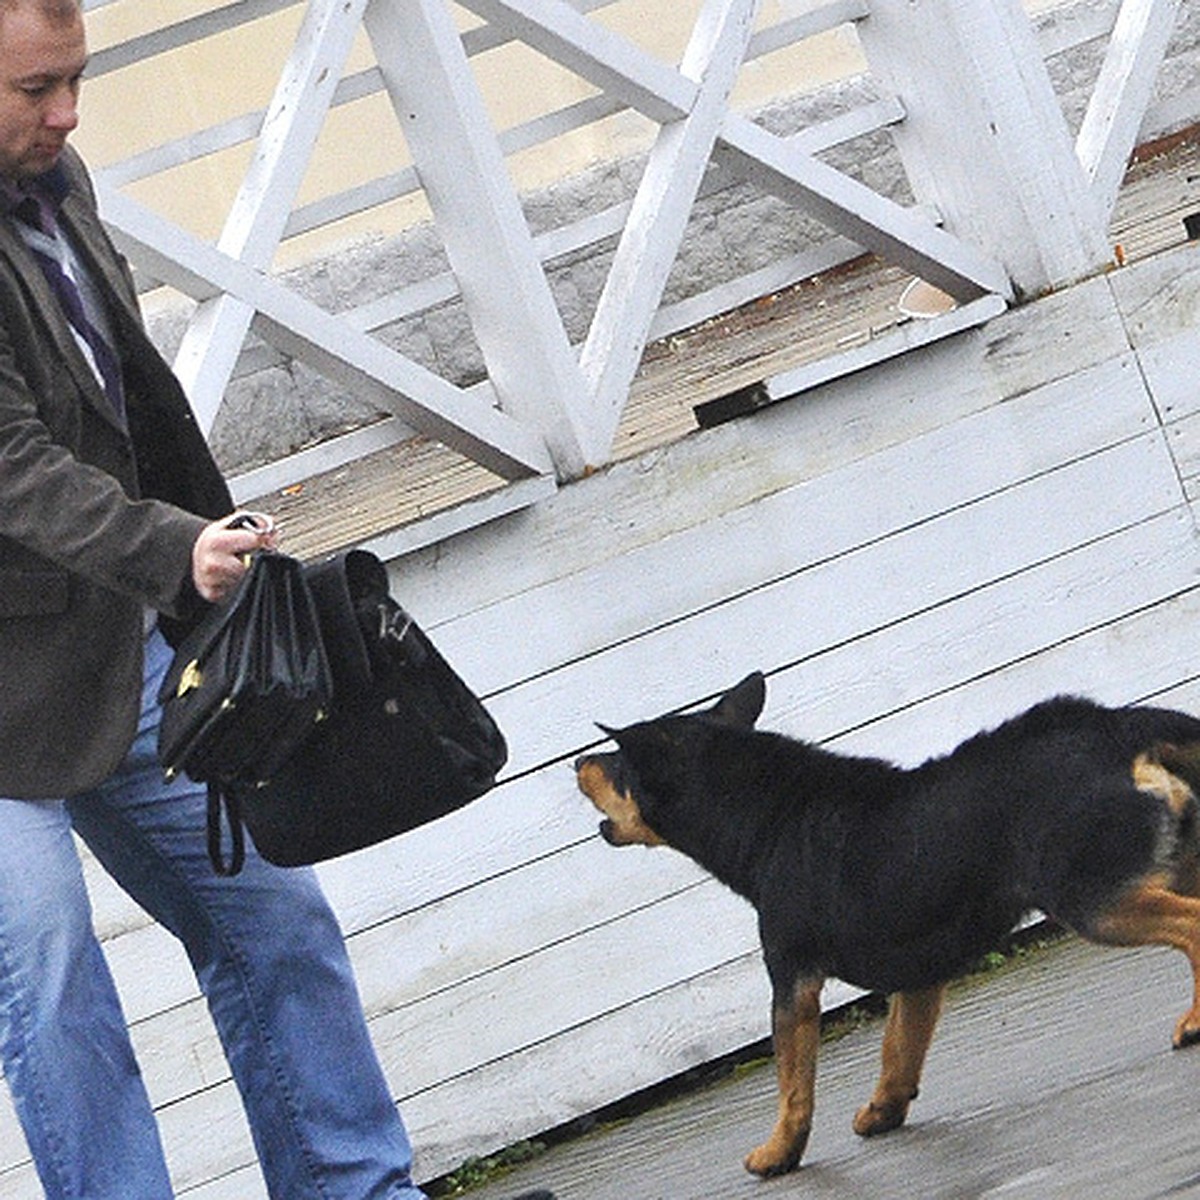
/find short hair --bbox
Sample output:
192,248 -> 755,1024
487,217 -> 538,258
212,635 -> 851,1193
0,0 -> 81,19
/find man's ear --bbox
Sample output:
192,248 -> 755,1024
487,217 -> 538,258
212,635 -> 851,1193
708,671 -> 766,728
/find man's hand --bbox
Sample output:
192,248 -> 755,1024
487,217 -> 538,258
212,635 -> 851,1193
191,512 -> 279,603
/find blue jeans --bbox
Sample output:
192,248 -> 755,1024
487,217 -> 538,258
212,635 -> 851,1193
0,628 -> 426,1199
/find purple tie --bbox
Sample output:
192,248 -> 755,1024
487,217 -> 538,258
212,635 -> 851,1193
16,195 -> 126,425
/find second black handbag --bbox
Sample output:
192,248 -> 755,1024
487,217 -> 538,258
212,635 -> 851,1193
232,549 -> 508,866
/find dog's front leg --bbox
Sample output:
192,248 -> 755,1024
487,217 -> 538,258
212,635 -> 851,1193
853,983 -> 946,1137
744,977 -> 823,1177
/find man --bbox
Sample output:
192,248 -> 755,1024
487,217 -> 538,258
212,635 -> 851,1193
0,2 -> 555,1197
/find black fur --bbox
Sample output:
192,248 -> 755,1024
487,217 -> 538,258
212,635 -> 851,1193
606,684 -> 1200,994
578,674 -> 1200,1175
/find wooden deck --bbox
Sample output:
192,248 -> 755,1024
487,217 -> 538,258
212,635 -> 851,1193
459,934 -> 1200,1200
249,131 -> 1200,565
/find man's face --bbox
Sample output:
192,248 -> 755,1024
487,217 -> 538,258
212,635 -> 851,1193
0,2 -> 87,180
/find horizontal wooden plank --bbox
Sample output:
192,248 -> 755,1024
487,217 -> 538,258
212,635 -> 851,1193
763,293 -> 1008,400
486,442 -> 1187,775
373,884 -> 759,1099
100,844 -> 711,1099
388,275 -> 1134,625
402,951 -> 776,1179
433,355 -> 1158,691
764,510 -> 1198,744
833,590 -> 1200,768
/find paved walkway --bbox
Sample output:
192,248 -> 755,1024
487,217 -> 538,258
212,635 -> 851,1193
461,934 -> 1200,1199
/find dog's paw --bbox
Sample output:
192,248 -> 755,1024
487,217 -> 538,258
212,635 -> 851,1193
743,1129 -> 808,1177
852,1098 -> 910,1138
743,1146 -> 801,1178
1172,1011 -> 1200,1049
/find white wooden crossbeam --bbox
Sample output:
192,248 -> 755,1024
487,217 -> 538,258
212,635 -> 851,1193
715,120 -> 1012,301
100,67 -> 382,191
579,0 -> 762,448
172,0 -> 368,434
461,0 -> 1010,303
460,0 -> 696,123
365,0 -> 594,478
85,0 -> 294,78
1076,0 -> 1183,223
754,0 -> 868,51
99,182 -> 553,480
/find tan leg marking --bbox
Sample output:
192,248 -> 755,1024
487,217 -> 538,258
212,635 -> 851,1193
1132,751 -> 1200,897
744,979 -> 822,1177
1090,883 -> 1200,1047
853,984 -> 946,1137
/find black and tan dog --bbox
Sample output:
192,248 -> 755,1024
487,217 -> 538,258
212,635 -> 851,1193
575,673 -> 1200,1177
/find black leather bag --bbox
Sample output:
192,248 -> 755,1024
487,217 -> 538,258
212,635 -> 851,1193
232,549 -> 507,867
158,551 -> 333,874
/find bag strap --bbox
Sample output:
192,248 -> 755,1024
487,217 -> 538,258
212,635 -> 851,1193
206,782 -> 247,876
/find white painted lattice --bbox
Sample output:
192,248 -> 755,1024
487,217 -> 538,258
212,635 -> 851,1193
88,0 -> 1186,519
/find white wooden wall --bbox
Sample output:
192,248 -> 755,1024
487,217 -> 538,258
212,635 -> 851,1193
3,235 -> 1195,1198
1,0 -> 1196,1194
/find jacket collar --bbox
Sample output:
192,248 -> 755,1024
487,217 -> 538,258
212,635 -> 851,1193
0,157 -> 131,435
0,161 -> 69,223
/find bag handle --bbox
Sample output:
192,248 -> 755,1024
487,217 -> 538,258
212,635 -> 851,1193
206,783 -> 246,876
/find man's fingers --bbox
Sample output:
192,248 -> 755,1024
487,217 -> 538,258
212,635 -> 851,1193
191,513 -> 279,602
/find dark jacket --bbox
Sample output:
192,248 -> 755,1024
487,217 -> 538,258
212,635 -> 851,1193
0,146 -> 232,797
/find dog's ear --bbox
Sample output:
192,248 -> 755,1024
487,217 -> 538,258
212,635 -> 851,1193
708,671 -> 766,728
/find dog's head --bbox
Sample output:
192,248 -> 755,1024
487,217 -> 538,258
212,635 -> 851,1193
575,672 -> 766,848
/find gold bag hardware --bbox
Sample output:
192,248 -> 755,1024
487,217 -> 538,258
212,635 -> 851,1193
176,660 -> 204,698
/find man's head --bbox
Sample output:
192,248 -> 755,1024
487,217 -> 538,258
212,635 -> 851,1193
0,0 -> 86,181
